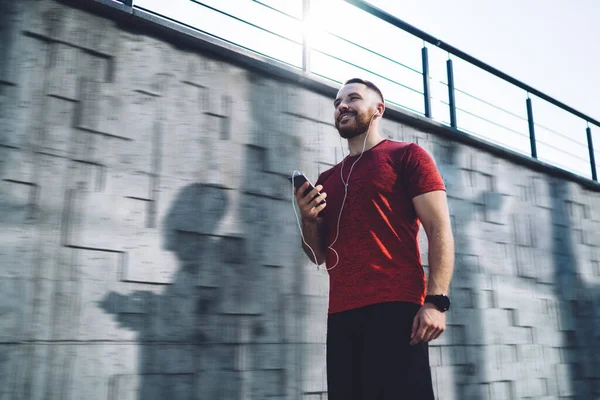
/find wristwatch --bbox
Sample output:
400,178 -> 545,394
425,294 -> 451,312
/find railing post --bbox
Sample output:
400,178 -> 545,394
122,0 -> 133,6
422,47 -> 431,118
586,125 -> 597,181
446,58 -> 457,128
302,0 -> 311,73
526,97 -> 537,159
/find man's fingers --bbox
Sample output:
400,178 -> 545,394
410,326 -> 427,346
295,182 -> 310,201
421,326 -> 438,343
307,199 -> 327,218
410,307 -> 447,345
296,183 -> 323,205
310,192 -> 327,207
431,327 -> 445,341
410,314 -> 419,340
314,201 -> 327,214
308,185 -> 323,201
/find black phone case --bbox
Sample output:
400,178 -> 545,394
288,173 -> 325,205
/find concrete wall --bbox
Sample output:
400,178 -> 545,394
1,1 -> 599,399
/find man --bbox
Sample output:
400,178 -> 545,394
295,78 -> 455,399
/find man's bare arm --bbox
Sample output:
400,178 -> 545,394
295,182 -> 328,265
301,217 -> 327,265
410,190 -> 455,345
413,190 -> 455,294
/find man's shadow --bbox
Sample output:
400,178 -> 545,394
100,183 -> 229,400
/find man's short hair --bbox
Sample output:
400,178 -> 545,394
343,78 -> 385,104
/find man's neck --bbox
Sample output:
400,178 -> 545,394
347,130 -> 384,156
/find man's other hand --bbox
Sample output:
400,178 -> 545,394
410,303 -> 446,346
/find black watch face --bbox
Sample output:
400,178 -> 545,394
427,295 -> 450,311
439,295 -> 450,311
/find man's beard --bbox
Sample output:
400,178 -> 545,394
335,111 -> 371,139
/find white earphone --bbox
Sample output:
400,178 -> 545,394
292,109 -> 380,271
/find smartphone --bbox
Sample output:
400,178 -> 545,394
288,172 -> 326,205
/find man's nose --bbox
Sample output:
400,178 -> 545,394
337,102 -> 349,112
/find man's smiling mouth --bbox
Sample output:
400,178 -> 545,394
339,112 -> 355,123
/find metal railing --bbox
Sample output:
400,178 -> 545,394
115,0 -> 599,182
344,0 -> 599,181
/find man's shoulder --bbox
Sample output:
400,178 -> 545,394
380,139 -> 423,161
384,139 -> 420,152
316,165 -> 337,184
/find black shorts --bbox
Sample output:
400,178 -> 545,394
326,301 -> 434,400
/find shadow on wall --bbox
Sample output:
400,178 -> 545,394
0,1 -> 18,78
550,179 -> 599,399
432,140 -> 492,400
100,183 -> 230,400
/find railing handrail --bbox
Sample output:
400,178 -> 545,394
84,0 -> 599,181
343,0 -> 600,129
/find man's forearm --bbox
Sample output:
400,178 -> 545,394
426,223 -> 455,295
301,217 -> 327,265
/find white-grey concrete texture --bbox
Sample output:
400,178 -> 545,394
0,1 -> 599,399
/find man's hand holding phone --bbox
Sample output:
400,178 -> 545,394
290,172 -> 328,265
291,173 -> 327,221
295,181 -> 327,220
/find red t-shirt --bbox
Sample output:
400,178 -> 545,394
315,139 -> 446,314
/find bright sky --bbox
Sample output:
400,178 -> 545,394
371,0 -> 599,120
370,0 -> 600,178
134,0 -> 599,179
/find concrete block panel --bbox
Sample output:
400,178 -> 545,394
300,343 -> 327,393
219,262 -> 264,316
42,97 -> 79,158
160,82 -> 206,179
282,86 -> 332,125
249,369 -> 285,398
0,344 -> 35,400
482,192 -> 513,225
26,2 -> 117,56
0,2 -> 25,86
0,278 -> 30,342
26,278 -> 55,341
555,363 -> 574,397
194,370 -> 241,400
301,268 -> 330,297
47,43 -> 79,101
252,269 -> 285,344
264,133 -> 302,176
0,180 -> 36,279
195,127 -> 243,189
0,85 -> 23,148
218,315 -> 257,345
77,79 -> 120,137
298,295 -> 328,344
50,279 -> 83,341
0,36 -> 48,149
112,35 -> 174,97
76,250 -> 142,341
282,294 -> 301,344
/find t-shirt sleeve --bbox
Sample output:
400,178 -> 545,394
402,143 -> 446,199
